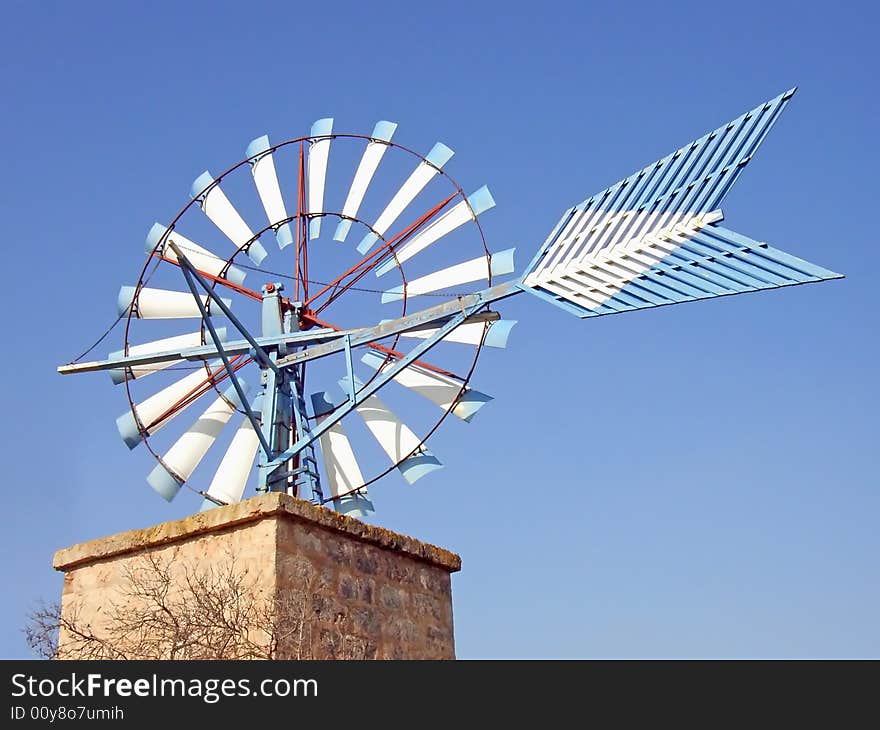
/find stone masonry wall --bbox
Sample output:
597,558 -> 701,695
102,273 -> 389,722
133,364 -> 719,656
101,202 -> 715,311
276,517 -> 455,659
53,493 -> 460,660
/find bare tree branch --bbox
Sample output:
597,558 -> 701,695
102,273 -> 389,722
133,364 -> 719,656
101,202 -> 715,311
23,550 -> 323,660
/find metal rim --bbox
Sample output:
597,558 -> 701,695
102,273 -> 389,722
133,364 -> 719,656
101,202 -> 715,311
122,130 -> 494,502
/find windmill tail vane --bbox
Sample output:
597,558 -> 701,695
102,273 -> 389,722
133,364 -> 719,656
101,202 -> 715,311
57,87 -> 842,518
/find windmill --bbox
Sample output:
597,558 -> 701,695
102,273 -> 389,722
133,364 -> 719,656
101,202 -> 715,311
58,88 -> 842,518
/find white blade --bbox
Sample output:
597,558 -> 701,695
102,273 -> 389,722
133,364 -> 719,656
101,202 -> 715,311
246,136 -> 294,249
191,171 -> 268,265
308,118 -> 333,239
339,377 -> 442,484
147,382 -> 248,502
116,360 -> 223,449
361,351 -> 491,422
394,319 -> 517,349
381,248 -> 515,303
109,328 -> 227,385
311,392 -> 374,518
201,396 -> 262,510
374,186 -> 495,276
146,223 -> 246,285
357,142 -> 455,254
333,121 -> 397,242
118,286 -> 232,319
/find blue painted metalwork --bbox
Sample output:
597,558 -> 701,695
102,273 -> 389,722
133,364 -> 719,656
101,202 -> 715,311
518,88 -> 843,318
482,319 -> 517,348
310,118 -> 333,138
425,142 -> 454,169
172,244 -> 271,456
265,306 -> 478,470
370,120 -> 397,143
531,222 -> 843,318
522,89 -> 796,285
108,326 -> 228,386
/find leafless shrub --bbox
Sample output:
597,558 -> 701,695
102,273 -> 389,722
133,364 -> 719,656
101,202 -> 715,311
24,550 -> 314,660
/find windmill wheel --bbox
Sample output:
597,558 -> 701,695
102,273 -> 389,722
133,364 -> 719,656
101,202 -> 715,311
114,120 -> 517,517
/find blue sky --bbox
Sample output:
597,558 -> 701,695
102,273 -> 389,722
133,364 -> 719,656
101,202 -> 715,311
1,0 -> 876,658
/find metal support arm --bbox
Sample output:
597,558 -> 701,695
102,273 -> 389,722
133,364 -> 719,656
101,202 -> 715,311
265,302 -> 484,470
174,245 -> 272,458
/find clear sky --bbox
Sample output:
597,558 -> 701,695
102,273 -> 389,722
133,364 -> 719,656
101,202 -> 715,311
1,0 -> 876,658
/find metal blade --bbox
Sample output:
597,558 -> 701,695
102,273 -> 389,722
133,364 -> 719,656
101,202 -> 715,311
246,136 -> 294,249
360,350 -> 491,422
200,396 -> 262,510
116,360 -> 223,449
333,121 -> 397,243
118,286 -> 232,319
357,142 -> 455,254
146,224 -> 246,284
374,186 -> 495,276
191,171 -> 268,265
311,392 -> 374,517
381,248 -> 515,303
338,376 -> 442,484
394,319 -> 516,348
147,382 -> 248,502
308,118 -> 333,239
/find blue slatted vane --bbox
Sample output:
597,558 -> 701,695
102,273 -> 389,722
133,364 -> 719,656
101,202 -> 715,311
520,88 -> 842,316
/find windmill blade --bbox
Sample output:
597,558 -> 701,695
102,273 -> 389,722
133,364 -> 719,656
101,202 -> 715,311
108,328 -> 227,385
147,382 -> 249,502
381,248 -> 515,303
374,186 -> 495,276
246,136 -> 294,249
357,142 -> 455,254
146,224 -> 246,285
199,395 -> 263,511
532,212 -> 843,317
395,319 -> 517,349
361,350 -> 492,422
116,360 -> 224,449
311,392 -> 375,518
339,376 -> 442,485
308,118 -> 333,240
118,286 -> 232,319
333,121 -> 397,243
521,89 -> 842,316
191,171 -> 268,265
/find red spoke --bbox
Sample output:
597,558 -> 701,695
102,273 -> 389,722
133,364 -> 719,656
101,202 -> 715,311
144,355 -> 252,431
157,255 -> 263,302
294,143 -> 305,301
304,192 -> 458,313
301,313 -> 462,381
